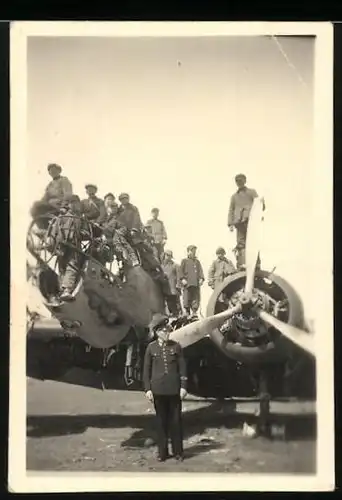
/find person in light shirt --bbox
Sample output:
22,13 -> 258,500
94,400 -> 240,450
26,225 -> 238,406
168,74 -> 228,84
145,207 -> 168,262
228,173 -> 265,269
30,163 -> 73,230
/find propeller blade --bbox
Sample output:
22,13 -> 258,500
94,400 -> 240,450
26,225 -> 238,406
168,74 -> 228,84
244,197 -> 265,298
258,309 -> 315,357
169,307 -> 237,348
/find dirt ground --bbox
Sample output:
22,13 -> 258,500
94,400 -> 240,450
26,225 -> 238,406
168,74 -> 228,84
26,374 -> 316,473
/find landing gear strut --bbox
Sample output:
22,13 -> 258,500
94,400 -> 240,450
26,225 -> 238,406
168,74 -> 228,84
255,368 -> 271,437
124,342 -> 143,386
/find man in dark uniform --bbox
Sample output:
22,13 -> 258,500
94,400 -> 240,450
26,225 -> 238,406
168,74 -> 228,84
143,313 -> 187,462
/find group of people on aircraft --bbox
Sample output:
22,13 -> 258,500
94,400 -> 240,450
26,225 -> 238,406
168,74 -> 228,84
29,163 -> 264,312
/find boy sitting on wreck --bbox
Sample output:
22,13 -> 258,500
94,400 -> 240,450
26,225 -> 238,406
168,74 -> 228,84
100,202 -> 141,268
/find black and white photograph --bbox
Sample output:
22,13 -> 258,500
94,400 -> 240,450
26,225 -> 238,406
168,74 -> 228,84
9,22 -> 334,492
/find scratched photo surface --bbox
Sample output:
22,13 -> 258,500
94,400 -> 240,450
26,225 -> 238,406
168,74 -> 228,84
12,25 -> 332,492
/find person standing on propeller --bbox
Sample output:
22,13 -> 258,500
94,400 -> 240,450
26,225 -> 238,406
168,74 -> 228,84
143,313 -> 187,462
228,173 -> 265,270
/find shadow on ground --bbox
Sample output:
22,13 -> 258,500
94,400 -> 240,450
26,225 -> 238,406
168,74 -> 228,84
27,400 -> 316,446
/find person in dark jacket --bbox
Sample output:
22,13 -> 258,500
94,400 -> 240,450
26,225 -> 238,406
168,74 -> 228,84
116,194 -> 168,285
80,184 -> 106,223
208,247 -> 236,304
143,313 -> 187,462
179,245 -> 204,317
101,202 -> 140,268
117,192 -> 143,231
96,193 -> 117,227
162,250 -> 182,316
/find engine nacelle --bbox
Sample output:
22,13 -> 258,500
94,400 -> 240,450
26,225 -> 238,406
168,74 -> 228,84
206,270 -> 305,364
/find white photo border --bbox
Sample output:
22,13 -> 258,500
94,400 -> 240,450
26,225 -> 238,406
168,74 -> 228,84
9,21 -> 334,493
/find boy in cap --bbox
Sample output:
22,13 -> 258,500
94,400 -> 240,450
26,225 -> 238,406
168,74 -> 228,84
143,313 -> 187,462
81,184 -> 106,223
30,163 -> 73,229
117,195 -> 168,285
208,247 -> 236,303
103,193 -> 116,209
162,250 -> 182,316
117,193 -> 143,232
96,193 -> 117,227
101,202 -> 140,268
179,245 -> 204,317
145,208 -> 168,263
228,173 -> 265,269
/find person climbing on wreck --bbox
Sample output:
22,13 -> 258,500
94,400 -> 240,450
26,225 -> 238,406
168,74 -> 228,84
30,163 -> 73,232
45,194 -> 86,306
100,201 -> 141,268
114,193 -> 170,295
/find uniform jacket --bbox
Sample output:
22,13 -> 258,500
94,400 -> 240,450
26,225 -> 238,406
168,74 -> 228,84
145,218 -> 167,244
162,260 -> 181,295
179,257 -> 204,288
117,203 -> 142,231
208,257 -> 236,289
143,339 -> 187,395
81,196 -> 106,222
228,187 -> 258,226
42,176 -> 73,205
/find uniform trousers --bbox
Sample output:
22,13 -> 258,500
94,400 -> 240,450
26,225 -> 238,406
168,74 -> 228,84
153,394 -> 183,457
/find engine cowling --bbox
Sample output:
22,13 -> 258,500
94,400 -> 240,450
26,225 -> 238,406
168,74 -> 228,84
206,270 -> 305,364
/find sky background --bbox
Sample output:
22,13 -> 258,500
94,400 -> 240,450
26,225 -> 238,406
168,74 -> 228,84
27,35 -> 315,318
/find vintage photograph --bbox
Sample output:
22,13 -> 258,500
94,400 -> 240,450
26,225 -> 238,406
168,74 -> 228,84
10,22 -> 334,492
